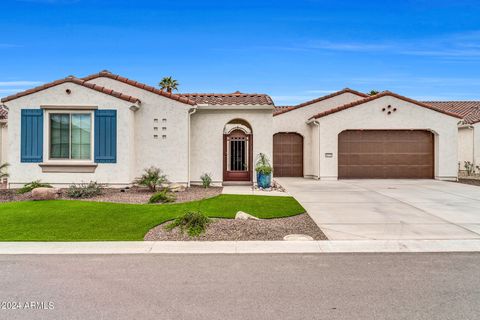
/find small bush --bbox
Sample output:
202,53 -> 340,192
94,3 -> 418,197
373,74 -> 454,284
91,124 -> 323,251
0,163 -> 9,180
17,180 -> 52,194
66,181 -> 103,199
135,166 -> 167,192
148,189 -> 176,204
200,173 -> 212,188
166,211 -> 210,237
255,153 -> 272,175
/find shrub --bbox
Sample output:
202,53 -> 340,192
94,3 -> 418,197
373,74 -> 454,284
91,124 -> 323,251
66,181 -> 103,199
166,211 -> 210,237
255,153 -> 272,175
17,180 -> 52,194
464,161 -> 475,176
148,189 -> 176,204
0,163 -> 9,180
200,173 -> 212,188
135,166 -> 167,192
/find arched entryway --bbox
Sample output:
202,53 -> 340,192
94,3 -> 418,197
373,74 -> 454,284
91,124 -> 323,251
273,132 -> 303,177
223,119 -> 253,182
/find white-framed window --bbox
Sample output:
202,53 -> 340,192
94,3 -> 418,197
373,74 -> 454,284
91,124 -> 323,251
45,110 -> 94,161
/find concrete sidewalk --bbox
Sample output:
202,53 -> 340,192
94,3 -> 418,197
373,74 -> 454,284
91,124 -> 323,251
0,240 -> 479,254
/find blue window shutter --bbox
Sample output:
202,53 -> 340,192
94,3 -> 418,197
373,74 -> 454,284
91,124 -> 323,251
94,110 -> 117,163
21,109 -> 43,163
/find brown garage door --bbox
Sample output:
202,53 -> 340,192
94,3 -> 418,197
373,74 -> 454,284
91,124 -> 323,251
273,133 -> 303,177
338,130 -> 434,179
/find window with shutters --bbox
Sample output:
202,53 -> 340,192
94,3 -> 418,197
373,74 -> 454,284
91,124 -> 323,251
47,111 -> 93,161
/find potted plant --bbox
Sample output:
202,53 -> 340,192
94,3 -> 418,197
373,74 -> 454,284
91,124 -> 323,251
255,153 -> 272,189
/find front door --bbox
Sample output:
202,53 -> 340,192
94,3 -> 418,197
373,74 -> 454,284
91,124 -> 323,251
223,130 -> 252,181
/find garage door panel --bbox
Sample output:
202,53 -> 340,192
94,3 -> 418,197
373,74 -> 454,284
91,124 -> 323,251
338,130 -> 434,179
273,133 -> 303,177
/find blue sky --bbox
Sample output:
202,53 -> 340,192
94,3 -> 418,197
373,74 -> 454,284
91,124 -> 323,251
1,0 -> 480,105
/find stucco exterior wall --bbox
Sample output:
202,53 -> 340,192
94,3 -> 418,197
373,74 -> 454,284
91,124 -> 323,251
85,77 -> 192,183
273,92 -> 364,177
4,82 -> 136,187
458,126 -> 474,170
0,124 -> 7,165
474,123 -> 480,171
315,96 -> 460,180
190,108 -> 273,185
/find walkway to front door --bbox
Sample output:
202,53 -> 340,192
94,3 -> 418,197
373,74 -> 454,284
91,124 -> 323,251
277,178 -> 480,240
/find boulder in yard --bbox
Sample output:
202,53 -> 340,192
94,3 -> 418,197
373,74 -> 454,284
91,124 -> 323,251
168,183 -> 186,192
235,211 -> 260,220
31,187 -> 59,201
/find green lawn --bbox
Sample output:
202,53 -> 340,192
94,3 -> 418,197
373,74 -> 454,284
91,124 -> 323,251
0,195 -> 305,241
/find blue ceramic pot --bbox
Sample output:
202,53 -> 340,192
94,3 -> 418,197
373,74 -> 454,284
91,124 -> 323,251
256,172 -> 271,189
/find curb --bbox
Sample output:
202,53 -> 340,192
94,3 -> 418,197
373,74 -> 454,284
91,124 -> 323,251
0,240 -> 479,254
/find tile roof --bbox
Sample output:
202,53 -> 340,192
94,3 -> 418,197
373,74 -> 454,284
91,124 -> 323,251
309,91 -> 463,120
0,105 -> 7,120
273,88 -> 368,116
1,76 -> 141,104
83,70 -> 195,105
178,91 -> 274,106
421,101 -> 480,124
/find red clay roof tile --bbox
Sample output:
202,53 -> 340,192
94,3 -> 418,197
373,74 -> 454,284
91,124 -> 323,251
421,101 -> 480,124
1,76 -> 141,104
273,88 -> 368,116
178,91 -> 274,106
83,71 -> 195,105
308,91 -> 463,120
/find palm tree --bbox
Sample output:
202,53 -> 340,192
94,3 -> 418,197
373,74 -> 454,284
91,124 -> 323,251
0,163 -> 9,180
159,77 -> 179,93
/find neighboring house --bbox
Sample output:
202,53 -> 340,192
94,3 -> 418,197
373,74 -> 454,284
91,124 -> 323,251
419,101 -> 480,172
0,71 -> 273,187
0,70 -> 478,187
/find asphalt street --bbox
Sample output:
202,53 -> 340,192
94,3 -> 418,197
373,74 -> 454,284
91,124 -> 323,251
1,253 -> 479,320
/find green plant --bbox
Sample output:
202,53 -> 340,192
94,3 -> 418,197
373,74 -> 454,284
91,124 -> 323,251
255,153 -> 272,175
368,90 -> 379,96
464,161 -> 475,176
66,181 -> 103,199
166,211 -> 210,237
135,167 -> 168,192
158,76 -> 179,93
148,189 -> 176,204
17,180 -> 53,194
0,163 -> 9,180
200,173 -> 212,188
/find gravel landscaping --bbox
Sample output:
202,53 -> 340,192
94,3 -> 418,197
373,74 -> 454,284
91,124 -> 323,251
0,186 -> 223,204
458,178 -> 480,187
144,213 -> 327,241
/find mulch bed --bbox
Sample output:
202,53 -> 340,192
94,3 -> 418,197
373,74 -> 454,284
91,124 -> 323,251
144,213 -> 327,241
0,186 -> 223,204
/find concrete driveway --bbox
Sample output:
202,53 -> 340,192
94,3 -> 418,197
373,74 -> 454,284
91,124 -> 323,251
276,178 -> 480,240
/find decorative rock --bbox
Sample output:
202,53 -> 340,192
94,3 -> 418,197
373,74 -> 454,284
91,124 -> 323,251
169,183 -> 186,192
283,234 -> 314,241
235,211 -> 260,220
31,187 -> 59,201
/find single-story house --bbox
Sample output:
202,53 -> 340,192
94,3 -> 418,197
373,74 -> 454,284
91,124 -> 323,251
0,70 -> 478,187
